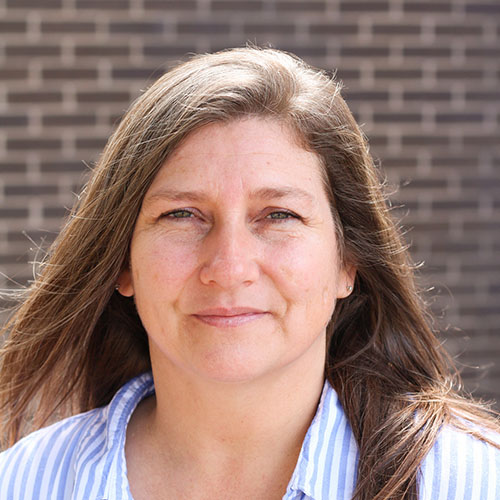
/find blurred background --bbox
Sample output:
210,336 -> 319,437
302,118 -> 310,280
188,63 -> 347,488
0,0 -> 499,406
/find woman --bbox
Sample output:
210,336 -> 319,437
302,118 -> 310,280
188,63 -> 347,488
0,47 -> 499,500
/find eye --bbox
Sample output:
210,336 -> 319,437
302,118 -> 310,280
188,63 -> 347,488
162,209 -> 195,219
265,210 -> 300,221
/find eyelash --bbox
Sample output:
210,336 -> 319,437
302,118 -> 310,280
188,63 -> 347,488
161,209 -> 300,222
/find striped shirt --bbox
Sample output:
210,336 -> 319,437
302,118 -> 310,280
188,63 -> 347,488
0,372 -> 499,499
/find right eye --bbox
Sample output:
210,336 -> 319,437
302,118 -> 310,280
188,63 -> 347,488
162,209 -> 195,219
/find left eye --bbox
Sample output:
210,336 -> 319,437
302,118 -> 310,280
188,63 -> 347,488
266,211 -> 298,220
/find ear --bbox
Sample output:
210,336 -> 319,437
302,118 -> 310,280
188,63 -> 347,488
336,262 -> 357,299
117,267 -> 134,297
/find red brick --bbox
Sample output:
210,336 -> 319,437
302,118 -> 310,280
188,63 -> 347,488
334,69 -> 361,80
373,24 -> 421,35
5,185 -> 59,196
340,46 -> 390,57
177,23 -> 231,35
8,91 -> 62,104
75,0 -> 130,9
375,69 -> 423,79
465,47 -> 500,58
212,0 -> 264,10
43,207 -> 70,218
76,91 -> 130,103
7,138 -> 62,150
432,241 -> 479,253
109,21 -> 164,34
40,161 -> 88,173
432,200 -> 478,210
143,0 -> 197,9
0,162 -> 27,174
0,115 -> 29,127
0,69 -> 28,80
403,90 -> 451,101
460,178 -> 500,189
42,68 -> 99,80
466,91 -> 500,101
404,2 -> 453,13
340,1 -> 389,12
436,69 -> 483,79
403,47 -> 451,57
0,208 -> 29,219
382,157 -> 418,168
275,1 -> 326,12
111,67 -> 165,80
309,24 -> 358,36
431,157 -> 475,167
6,0 -> 61,7
461,135 -> 499,147
42,114 -> 97,126
245,23 -> 296,35
6,45 -> 61,57
343,90 -> 390,101
75,45 -> 130,57
6,230 -> 56,244
402,135 -> 449,146
0,21 -> 27,33
435,25 -> 483,36
373,112 -> 421,123
269,45 -> 327,58
143,45 -> 197,58
435,113 -> 483,123
465,3 -> 500,14
41,21 -> 96,33
75,137 -> 109,150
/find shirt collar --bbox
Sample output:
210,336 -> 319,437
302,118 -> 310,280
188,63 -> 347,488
74,373 -> 358,500
103,371 -> 155,452
73,372 -> 155,500
285,379 -> 359,500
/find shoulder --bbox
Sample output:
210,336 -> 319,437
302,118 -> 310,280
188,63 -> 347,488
0,407 -> 105,500
419,422 -> 500,500
0,372 -> 154,500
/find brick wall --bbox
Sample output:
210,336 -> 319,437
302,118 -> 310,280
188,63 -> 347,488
1,0 -> 499,405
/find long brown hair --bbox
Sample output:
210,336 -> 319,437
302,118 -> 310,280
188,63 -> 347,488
0,46 -> 498,498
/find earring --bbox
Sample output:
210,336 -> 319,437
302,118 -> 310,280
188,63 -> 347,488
347,285 -> 353,292
115,284 -> 120,291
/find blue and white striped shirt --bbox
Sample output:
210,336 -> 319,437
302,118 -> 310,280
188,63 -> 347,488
0,372 -> 499,499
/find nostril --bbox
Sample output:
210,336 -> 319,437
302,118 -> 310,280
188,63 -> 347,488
199,257 -> 258,288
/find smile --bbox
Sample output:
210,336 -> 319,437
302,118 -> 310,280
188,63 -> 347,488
193,309 -> 268,328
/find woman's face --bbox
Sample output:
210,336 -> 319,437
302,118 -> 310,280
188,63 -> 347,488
119,118 -> 354,384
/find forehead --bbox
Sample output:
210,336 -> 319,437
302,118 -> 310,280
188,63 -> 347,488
146,118 -> 327,197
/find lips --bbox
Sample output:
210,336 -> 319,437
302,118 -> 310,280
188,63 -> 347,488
192,307 -> 268,327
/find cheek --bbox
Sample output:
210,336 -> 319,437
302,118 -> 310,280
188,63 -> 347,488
131,238 -> 199,292
270,236 -> 338,304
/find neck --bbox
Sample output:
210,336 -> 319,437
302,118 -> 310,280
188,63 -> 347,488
144,341 -> 325,474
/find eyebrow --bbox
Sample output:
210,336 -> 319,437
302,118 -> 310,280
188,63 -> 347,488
251,187 -> 315,203
144,186 -> 316,205
145,189 -> 208,204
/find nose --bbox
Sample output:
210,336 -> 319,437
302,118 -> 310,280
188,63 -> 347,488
199,220 -> 260,289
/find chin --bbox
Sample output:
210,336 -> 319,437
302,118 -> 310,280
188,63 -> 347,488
193,350 -> 282,385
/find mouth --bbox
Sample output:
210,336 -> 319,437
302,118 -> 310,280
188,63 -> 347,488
192,307 -> 268,328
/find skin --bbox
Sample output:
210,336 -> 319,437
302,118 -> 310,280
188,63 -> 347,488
119,118 -> 355,499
